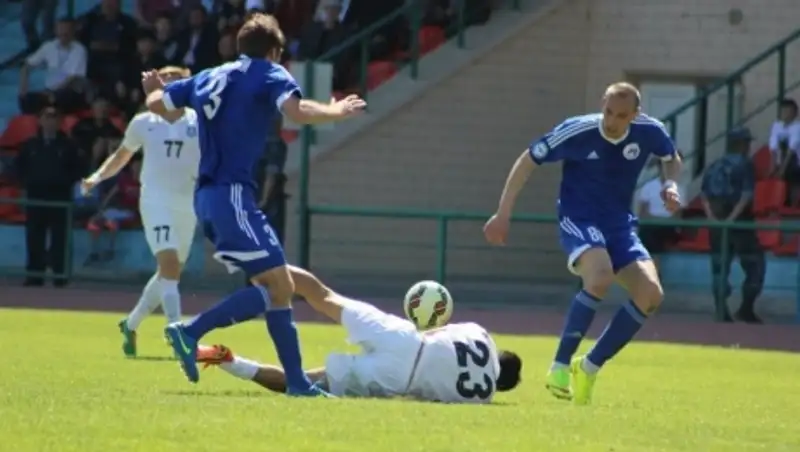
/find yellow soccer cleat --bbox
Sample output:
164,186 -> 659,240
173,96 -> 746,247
570,355 -> 597,405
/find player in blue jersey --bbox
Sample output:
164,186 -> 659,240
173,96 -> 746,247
140,13 -> 366,397
483,82 -> 682,405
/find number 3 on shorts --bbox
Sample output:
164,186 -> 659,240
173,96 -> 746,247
203,76 -> 227,119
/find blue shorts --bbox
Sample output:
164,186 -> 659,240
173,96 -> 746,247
194,183 -> 286,276
558,217 -> 650,275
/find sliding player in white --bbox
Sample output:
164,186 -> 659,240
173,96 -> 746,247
196,266 -> 523,403
81,66 -> 201,358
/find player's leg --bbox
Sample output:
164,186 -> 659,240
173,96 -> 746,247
547,219 -> 613,400
732,230 -> 765,323
143,205 -> 190,325
118,273 -> 161,358
573,230 -> 660,405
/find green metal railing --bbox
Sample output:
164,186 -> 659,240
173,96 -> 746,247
0,198 -> 74,280
660,27 -> 800,181
297,0 -> 524,267
307,205 -> 800,321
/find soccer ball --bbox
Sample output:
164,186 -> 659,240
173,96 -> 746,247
403,280 -> 453,330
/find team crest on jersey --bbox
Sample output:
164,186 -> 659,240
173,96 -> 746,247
622,143 -> 640,160
186,126 -> 197,137
532,142 -> 548,159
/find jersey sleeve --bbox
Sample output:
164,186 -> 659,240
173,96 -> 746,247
527,119 -> 582,165
264,66 -> 302,112
162,76 -> 196,111
648,121 -> 678,161
120,115 -> 146,152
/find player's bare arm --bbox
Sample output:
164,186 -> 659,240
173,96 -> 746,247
483,150 -> 537,245
81,146 -> 136,195
287,265 -> 351,324
281,95 -> 366,125
660,152 -> 683,212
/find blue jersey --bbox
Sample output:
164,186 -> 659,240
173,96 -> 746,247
529,113 -> 677,228
162,56 -> 300,189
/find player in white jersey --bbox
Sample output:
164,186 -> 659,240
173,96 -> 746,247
196,266 -> 522,403
80,66 -> 201,358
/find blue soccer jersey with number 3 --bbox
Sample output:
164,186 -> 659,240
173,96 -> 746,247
161,56 -> 300,275
528,113 -> 678,273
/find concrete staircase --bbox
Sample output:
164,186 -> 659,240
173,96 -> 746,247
279,0 -> 800,285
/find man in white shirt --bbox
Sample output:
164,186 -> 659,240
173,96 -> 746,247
768,99 -> 800,204
80,66 -> 201,359
19,17 -> 89,115
196,266 -> 523,403
636,162 -> 684,267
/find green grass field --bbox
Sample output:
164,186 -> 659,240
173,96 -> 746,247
1,309 -> 798,452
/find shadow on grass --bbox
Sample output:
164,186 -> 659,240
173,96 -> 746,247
131,355 -> 175,362
164,389 -> 272,398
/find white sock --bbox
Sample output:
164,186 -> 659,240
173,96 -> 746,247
220,357 -> 260,380
159,278 -> 182,324
126,274 -> 162,330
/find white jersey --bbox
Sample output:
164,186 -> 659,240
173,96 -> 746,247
120,110 -> 200,207
408,322 -> 500,404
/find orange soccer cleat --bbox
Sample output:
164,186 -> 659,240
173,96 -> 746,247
196,344 -> 234,369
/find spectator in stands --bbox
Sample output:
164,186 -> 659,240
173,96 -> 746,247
636,162 -> 684,269
21,0 -> 57,50
14,106 -> 82,287
133,0 -> 176,28
298,0 -> 356,91
19,17 -> 89,115
116,31 -> 167,116
344,0 -> 407,61
423,0 -> 492,29
154,13 -> 180,63
214,0 -> 247,32
273,0 -> 317,44
700,127 -> 765,324
85,157 -> 141,265
71,97 -> 122,159
216,31 -> 238,63
768,98 -> 800,205
175,5 -> 219,73
80,0 -> 138,100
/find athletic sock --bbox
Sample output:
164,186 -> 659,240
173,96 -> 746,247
265,308 -> 312,391
126,273 -> 161,330
585,300 -> 647,373
159,278 -> 182,324
183,286 -> 270,340
220,357 -> 261,380
552,289 -> 600,368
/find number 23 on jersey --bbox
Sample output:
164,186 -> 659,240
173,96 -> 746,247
203,75 -> 227,120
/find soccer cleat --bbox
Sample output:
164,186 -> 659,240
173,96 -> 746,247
570,355 -> 597,405
196,344 -> 234,369
118,319 -> 137,358
545,367 -> 572,401
164,323 -> 199,383
287,383 -> 335,398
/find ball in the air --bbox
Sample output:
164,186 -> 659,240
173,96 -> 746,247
403,280 -> 453,330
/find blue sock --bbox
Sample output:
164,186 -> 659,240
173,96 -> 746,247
265,308 -> 312,391
586,300 -> 647,371
183,286 -> 270,340
553,290 -> 600,367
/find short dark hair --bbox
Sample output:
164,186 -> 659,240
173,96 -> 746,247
780,98 -> 798,113
236,13 -> 285,59
496,350 -> 522,392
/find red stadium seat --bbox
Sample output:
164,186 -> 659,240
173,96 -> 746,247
110,116 -> 126,132
752,145 -> 772,180
756,219 -> 781,250
281,129 -> 298,143
366,61 -> 397,90
61,115 -> 80,135
0,186 -> 24,222
419,26 -> 446,55
753,179 -> 786,216
0,115 -> 39,149
773,234 -> 800,256
672,227 -> 711,252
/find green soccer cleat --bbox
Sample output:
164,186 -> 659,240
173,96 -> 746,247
570,356 -> 597,405
118,319 -> 137,358
545,367 -> 572,400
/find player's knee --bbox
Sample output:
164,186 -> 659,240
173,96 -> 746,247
632,279 -> 664,315
155,250 -> 182,280
581,267 -> 615,298
252,266 -> 295,308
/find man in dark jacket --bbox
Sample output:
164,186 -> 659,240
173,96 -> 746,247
700,127 -> 765,323
14,106 -> 84,287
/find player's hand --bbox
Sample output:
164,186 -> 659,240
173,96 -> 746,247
80,178 -> 98,196
483,213 -> 510,246
141,70 -> 165,95
333,94 -> 366,117
661,183 -> 681,213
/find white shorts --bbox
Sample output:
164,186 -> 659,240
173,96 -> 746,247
324,300 -> 422,398
139,202 -> 197,262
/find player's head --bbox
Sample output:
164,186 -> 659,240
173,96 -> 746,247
495,350 -> 522,392
601,82 -> 641,139
237,13 -> 285,62
727,127 -> 754,154
779,98 -> 798,123
158,65 -> 191,83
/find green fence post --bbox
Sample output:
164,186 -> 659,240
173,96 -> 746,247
511,0 -> 521,10
409,0 -> 421,79
67,0 -> 75,17
297,62 -> 315,270
714,225 -> 730,322
65,202 -> 74,280
725,82 -> 735,132
777,44 -> 787,112
435,217 -> 449,283
456,1 -> 465,49
358,38 -> 369,100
